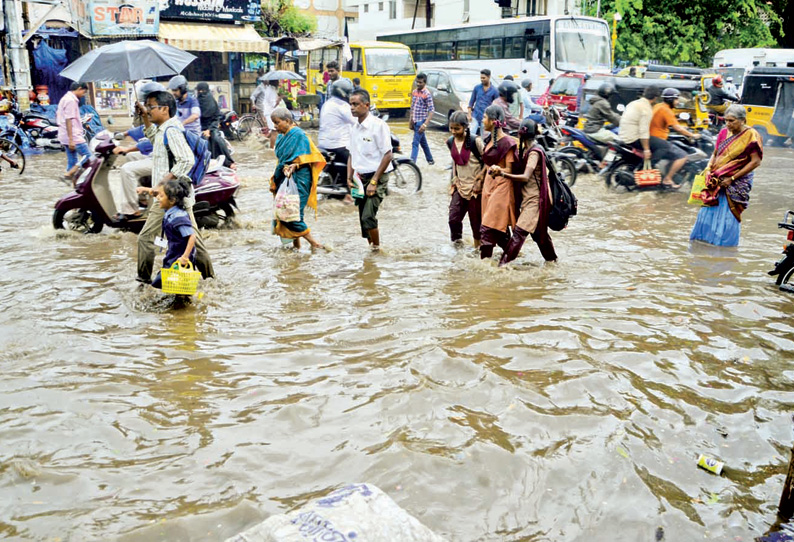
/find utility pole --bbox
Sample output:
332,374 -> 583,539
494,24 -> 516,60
424,0 -> 432,28
3,0 -> 32,110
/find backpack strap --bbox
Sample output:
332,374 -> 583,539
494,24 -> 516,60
163,126 -> 175,172
446,135 -> 454,150
468,134 -> 483,164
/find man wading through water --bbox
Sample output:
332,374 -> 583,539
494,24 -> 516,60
134,90 -> 214,283
347,89 -> 393,251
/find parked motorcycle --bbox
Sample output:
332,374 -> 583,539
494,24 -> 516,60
557,124 -> 617,173
768,210 -> 794,293
603,131 -> 713,190
317,134 -> 421,197
219,109 -> 239,141
1,104 -> 97,151
53,133 -> 240,234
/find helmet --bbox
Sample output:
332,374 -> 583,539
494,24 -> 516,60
661,87 -> 680,105
521,78 -> 532,90
330,78 -> 354,101
712,76 -> 723,87
139,81 -> 165,102
597,83 -> 615,99
498,81 -> 519,104
167,75 -> 188,93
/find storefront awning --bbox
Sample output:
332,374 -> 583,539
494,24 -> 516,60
158,23 -> 269,54
268,37 -> 344,52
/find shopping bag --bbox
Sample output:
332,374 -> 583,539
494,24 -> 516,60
634,159 -> 662,187
688,171 -> 707,205
274,174 -> 301,222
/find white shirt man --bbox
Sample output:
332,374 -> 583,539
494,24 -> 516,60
318,96 -> 355,151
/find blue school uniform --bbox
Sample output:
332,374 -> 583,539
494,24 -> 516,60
152,207 -> 196,289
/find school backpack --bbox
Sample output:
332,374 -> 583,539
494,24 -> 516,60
164,126 -> 211,186
446,134 -> 483,164
545,153 -> 578,231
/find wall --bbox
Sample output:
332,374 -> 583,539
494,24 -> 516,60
295,0 -> 358,38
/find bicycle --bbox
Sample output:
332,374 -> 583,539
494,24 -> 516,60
0,137 -> 26,175
236,112 -> 266,141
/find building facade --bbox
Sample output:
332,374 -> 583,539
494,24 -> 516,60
295,0 -> 359,38
346,0 -> 577,41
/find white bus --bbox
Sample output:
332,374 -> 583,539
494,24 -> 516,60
713,48 -> 794,90
377,16 -> 611,96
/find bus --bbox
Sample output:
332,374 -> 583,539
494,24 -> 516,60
377,16 -> 611,97
713,48 -> 794,91
307,41 -> 416,112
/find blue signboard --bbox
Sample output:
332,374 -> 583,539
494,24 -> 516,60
159,0 -> 262,24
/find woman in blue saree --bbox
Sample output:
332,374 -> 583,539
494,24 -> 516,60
270,108 -> 326,250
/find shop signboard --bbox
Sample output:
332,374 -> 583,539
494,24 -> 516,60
89,0 -> 160,36
68,0 -> 92,36
159,0 -> 262,24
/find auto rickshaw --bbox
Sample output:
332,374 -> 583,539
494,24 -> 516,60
739,67 -> 794,145
575,76 -> 703,130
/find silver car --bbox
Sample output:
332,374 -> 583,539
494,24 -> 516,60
422,68 -> 502,129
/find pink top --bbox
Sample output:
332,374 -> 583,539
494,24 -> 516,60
57,92 -> 85,145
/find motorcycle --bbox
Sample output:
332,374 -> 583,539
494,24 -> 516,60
219,109 -> 239,141
768,210 -> 794,293
603,131 -> 713,191
533,128 -> 578,187
317,134 -> 422,198
53,132 -> 240,234
557,124 -> 617,173
1,104 -> 97,151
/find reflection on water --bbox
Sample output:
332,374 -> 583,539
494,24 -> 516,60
0,131 -> 793,541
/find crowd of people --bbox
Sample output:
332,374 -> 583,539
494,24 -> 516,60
46,65 -> 765,293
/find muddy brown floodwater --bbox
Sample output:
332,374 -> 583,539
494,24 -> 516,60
1,122 -> 794,542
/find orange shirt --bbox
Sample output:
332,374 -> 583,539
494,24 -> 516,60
650,103 -> 677,139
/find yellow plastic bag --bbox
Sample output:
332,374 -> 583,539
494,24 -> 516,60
161,261 -> 201,295
688,171 -> 708,205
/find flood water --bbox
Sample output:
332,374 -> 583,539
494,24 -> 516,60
1,124 -> 793,542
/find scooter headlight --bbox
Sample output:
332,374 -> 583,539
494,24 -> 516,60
75,166 -> 92,186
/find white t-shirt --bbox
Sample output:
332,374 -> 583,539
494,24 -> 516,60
318,97 -> 355,150
349,114 -> 393,175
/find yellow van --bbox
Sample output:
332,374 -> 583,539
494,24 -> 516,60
739,67 -> 794,144
308,41 -> 416,112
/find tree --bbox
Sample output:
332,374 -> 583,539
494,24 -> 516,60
257,0 -> 317,37
585,0 -> 779,66
767,0 -> 793,48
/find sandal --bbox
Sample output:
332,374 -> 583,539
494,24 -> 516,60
662,180 -> 682,190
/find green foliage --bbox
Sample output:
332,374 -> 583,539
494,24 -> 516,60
586,0 -> 780,66
257,0 -> 317,37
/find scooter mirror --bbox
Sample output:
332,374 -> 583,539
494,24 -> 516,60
617,104 -> 626,112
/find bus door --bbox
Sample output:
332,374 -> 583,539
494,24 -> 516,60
524,35 -> 543,94
343,47 -> 364,84
772,80 -> 794,139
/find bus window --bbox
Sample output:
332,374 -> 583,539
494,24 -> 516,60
415,43 -> 434,62
457,40 -> 478,60
345,48 -> 363,72
436,41 -> 454,61
365,48 -> 416,76
504,37 -> 524,59
479,38 -> 503,59
310,49 -> 323,70
541,36 -> 551,71
525,37 -> 541,62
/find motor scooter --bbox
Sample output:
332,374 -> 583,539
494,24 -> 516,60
768,210 -> 794,293
220,110 -> 239,141
1,105 -> 97,151
53,132 -> 241,234
317,134 -> 422,197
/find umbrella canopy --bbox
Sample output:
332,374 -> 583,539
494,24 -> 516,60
59,40 -> 196,83
259,70 -> 305,82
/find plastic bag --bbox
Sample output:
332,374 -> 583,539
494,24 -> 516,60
274,174 -> 301,222
224,483 -> 447,542
688,171 -> 707,205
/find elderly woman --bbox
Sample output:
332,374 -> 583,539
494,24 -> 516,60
479,104 -> 518,259
690,104 -> 763,247
270,108 -> 326,250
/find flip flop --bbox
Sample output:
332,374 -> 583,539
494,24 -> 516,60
662,181 -> 682,190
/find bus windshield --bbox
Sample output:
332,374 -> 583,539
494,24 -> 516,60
555,20 -> 610,73
365,48 -> 416,76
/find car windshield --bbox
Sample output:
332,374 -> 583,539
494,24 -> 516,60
450,74 -> 482,92
555,19 -> 611,73
365,49 -> 416,76
551,77 -> 582,96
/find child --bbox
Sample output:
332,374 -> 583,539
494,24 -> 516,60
151,179 -> 197,290
447,111 -> 485,248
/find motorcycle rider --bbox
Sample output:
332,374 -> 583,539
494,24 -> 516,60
618,85 -> 661,170
502,76 -> 524,120
318,78 -> 356,203
492,81 -> 521,131
650,87 -> 702,189
167,75 -> 201,137
196,82 -> 236,169
583,83 -> 622,144
707,76 -> 739,107
112,81 -> 164,220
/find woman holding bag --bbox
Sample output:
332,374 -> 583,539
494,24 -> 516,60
690,105 -> 763,247
270,108 -> 326,250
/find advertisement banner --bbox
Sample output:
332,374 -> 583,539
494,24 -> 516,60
159,0 -> 262,24
89,0 -> 160,36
